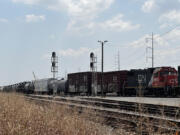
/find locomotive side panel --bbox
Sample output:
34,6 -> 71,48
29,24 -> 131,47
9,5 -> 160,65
125,69 -> 154,96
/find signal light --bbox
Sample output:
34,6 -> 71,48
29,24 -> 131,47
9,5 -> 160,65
90,62 -> 94,68
90,52 -> 94,58
52,52 -> 56,58
52,62 -> 56,67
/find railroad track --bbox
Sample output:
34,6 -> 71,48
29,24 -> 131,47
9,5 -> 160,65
25,95 -> 180,134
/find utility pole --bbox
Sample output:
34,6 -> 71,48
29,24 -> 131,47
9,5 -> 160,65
98,40 -> 108,97
146,32 -> 154,68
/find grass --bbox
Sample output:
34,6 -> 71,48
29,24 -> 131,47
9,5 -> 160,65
0,92 -> 130,135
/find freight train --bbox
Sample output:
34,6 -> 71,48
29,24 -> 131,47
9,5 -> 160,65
2,66 -> 180,97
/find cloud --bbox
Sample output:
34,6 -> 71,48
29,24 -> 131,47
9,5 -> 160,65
127,30 -> 180,67
128,28 -> 180,66
99,14 -> 140,32
156,47 -> 180,59
162,28 -> 180,42
66,20 -> 96,34
159,10 -> 180,28
67,14 -> 140,34
48,0 -> 115,32
12,0 -> 114,19
25,14 -> 45,23
141,0 -> 156,13
12,0 -> 40,5
13,0 -> 139,34
129,35 -> 149,48
52,0 -> 114,19
155,46 -> 180,66
59,47 -> 91,57
0,18 -> 8,23
129,33 -> 170,48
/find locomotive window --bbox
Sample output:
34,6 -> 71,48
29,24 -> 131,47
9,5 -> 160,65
154,73 -> 158,77
160,71 -> 176,76
169,71 -> 177,75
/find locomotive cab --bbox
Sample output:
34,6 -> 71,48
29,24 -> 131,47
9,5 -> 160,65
150,67 -> 178,88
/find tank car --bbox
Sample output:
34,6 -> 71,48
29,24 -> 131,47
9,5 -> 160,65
34,78 -> 57,94
56,79 -> 68,95
24,82 -> 34,94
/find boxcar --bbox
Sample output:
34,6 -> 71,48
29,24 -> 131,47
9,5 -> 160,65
103,71 -> 128,95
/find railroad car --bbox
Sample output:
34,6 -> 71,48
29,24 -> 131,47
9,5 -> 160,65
56,79 -> 68,95
34,78 -> 57,94
67,72 -> 102,95
102,71 -> 128,95
2,81 -> 31,93
68,72 -> 93,95
15,82 -> 30,93
24,82 -> 34,94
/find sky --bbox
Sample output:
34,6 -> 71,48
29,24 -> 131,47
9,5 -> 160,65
1,0 -> 180,85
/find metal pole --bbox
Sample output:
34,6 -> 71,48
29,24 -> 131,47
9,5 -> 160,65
98,40 -> 108,97
101,42 -> 104,97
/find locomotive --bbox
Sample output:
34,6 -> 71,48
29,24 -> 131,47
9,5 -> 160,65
2,66 -> 180,97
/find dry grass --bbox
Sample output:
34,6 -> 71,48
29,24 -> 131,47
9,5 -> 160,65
0,93 -> 131,135
0,92 -> 178,135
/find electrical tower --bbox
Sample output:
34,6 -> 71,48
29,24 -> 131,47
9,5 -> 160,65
146,33 -> 154,68
51,52 -> 58,79
90,52 -> 97,96
115,50 -> 121,71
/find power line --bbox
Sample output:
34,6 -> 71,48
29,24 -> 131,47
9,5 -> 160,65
158,24 -> 180,38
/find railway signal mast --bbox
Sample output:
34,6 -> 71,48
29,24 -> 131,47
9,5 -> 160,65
51,52 -> 58,79
90,52 -> 97,96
